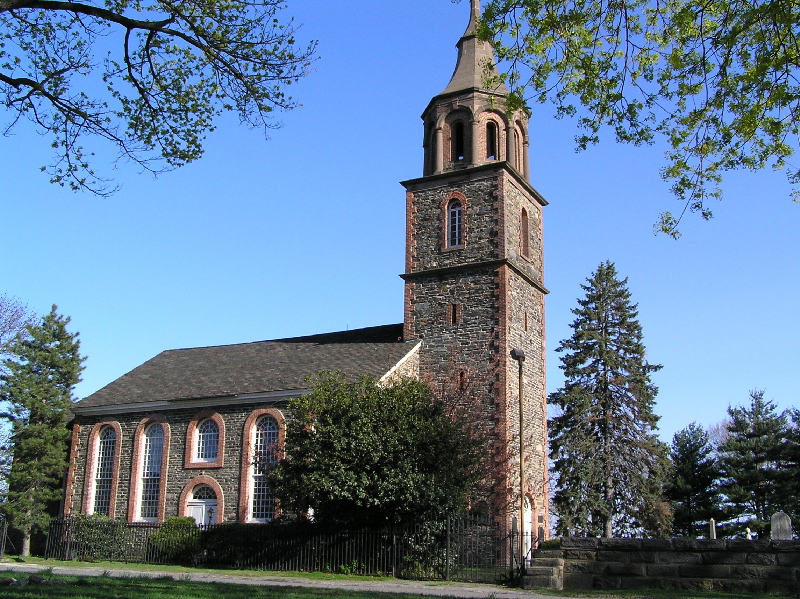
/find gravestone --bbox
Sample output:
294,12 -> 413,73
771,511 -> 792,540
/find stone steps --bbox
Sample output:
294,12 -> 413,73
521,549 -> 565,590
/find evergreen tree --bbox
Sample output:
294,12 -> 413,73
666,423 -> 722,537
718,390 -> 792,538
785,410 -> 800,522
0,306 -> 84,556
549,261 -> 668,538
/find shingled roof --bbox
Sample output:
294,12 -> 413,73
74,324 -> 412,411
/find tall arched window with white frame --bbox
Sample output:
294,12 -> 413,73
93,426 -> 116,516
251,415 -> 279,521
448,200 -> 463,248
140,424 -> 164,520
196,418 -> 219,462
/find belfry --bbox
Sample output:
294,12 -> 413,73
402,0 -> 549,536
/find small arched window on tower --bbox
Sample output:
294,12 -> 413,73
452,121 -> 465,162
448,200 -> 463,248
520,208 -> 530,258
486,121 -> 498,160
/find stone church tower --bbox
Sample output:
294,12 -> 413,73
401,0 -> 549,537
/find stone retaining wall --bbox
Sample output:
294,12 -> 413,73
556,537 -> 800,594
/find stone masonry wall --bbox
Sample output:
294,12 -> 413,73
557,537 -> 800,594
403,164 -> 548,525
69,400 -> 288,523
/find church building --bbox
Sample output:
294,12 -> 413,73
64,0 -> 550,536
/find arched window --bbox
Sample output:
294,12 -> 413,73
448,200 -> 463,248
185,411 -> 224,469
196,419 -> 219,461
193,484 -> 216,500
140,423 -> 164,520
521,208 -> 530,258
452,121 -> 465,162
486,121 -> 498,160
251,415 -> 279,521
93,426 -> 116,516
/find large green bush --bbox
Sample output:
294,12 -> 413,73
71,514 -> 130,561
147,517 -> 200,564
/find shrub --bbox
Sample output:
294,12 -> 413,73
146,517 -> 200,564
71,514 -> 130,561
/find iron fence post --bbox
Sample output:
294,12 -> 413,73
446,514 -> 450,581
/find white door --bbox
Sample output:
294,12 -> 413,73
188,484 -> 218,525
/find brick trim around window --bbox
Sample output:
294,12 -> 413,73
238,408 -> 285,523
184,410 -> 225,469
63,424 -> 82,517
178,475 -> 225,523
81,421 -> 123,517
127,415 -> 170,523
440,191 -> 468,252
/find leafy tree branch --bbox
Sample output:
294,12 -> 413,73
477,0 -> 800,236
0,0 -> 316,194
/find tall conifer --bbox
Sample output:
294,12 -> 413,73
549,261 -> 668,538
666,423 -> 722,537
718,390 -> 792,537
0,306 -> 84,555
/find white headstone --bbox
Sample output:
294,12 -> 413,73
771,511 -> 792,541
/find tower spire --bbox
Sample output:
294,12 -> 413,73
465,0 -> 481,36
439,0 -> 507,96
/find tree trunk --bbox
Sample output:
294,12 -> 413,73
604,474 -> 614,539
21,531 -> 30,557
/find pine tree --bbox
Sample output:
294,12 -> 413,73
666,423 -> 722,537
718,390 -> 792,538
786,410 -> 800,522
0,306 -> 85,556
549,261 -> 668,538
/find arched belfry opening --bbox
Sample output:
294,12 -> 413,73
419,0 -> 530,178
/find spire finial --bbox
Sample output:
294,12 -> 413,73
466,0 -> 481,35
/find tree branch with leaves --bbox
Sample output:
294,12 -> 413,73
477,0 -> 800,237
0,0 -> 316,194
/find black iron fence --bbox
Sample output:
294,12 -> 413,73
45,515 -> 537,582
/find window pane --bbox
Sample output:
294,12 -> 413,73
93,426 -> 116,516
197,419 -> 219,460
193,484 -> 216,500
140,424 -> 163,519
252,416 -> 278,520
448,201 -> 462,247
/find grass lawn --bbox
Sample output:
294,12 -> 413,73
5,556 -> 394,582
0,558 -> 793,599
0,575 -> 427,599
0,574 -> 790,599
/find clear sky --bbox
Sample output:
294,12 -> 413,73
2,0 -> 797,442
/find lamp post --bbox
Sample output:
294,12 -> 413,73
510,348 -> 526,576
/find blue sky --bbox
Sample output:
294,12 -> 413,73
2,0 -> 797,442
